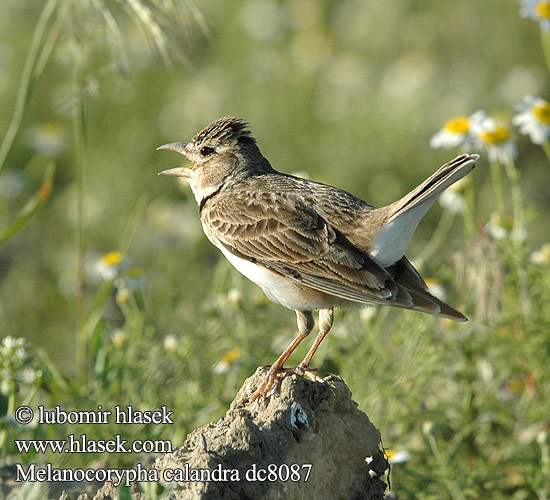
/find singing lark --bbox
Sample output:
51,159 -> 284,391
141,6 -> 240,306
158,117 -> 478,400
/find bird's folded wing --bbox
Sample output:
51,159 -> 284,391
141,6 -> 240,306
202,192 -> 401,304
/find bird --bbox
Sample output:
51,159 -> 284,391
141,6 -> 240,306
157,117 -> 479,401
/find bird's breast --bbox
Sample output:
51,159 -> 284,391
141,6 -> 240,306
215,244 -> 336,311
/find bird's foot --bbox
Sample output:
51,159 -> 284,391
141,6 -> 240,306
293,364 -> 327,384
251,364 -> 327,402
251,365 -> 286,402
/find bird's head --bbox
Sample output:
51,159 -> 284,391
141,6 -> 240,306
157,117 -> 268,204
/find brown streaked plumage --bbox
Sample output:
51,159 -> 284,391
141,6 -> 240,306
158,117 -> 479,401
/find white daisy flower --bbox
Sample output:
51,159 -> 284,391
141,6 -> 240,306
470,111 -> 517,164
424,279 -> 447,301
226,288 -> 242,307
513,95 -> 550,144
0,172 -> 24,199
486,212 -> 528,241
530,242 -> 550,264
17,368 -> 39,385
519,0 -> 550,31
386,449 -> 411,465
486,213 -> 507,241
111,329 -> 127,348
117,267 -> 147,291
213,348 -> 242,375
115,285 -> 129,306
89,251 -> 130,282
359,307 -> 376,324
422,421 -> 435,435
163,334 -> 179,353
439,190 -> 466,215
24,122 -> 66,157
430,115 -> 474,150
511,227 -> 529,242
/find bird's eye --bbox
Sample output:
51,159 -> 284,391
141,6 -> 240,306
200,146 -> 215,156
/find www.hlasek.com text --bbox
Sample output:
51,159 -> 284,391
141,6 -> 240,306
15,434 -> 173,454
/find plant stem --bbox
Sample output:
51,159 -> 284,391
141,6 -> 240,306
0,162 -> 55,245
542,141 -> 550,165
416,209 -> 455,268
463,181 -> 476,238
0,0 -> 59,173
502,159 -> 531,315
489,160 -> 506,221
119,197 -> 148,254
0,386 -> 17,454
539,434 -> 550,500
72,71 -> 88,384
541,26 -> 550,80
426,432 -> 466,500
503,158 -> 525,235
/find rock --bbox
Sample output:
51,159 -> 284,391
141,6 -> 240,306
154,367 -> 388,500
3,369 -> 387,500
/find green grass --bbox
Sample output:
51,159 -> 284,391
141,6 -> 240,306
1,1 -> 550,499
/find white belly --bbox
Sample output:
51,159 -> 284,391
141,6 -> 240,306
218,246 -> 324,311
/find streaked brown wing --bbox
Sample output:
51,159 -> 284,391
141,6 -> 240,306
202,189 -> 399,303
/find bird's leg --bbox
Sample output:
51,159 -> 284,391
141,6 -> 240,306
297,308 -> 334,375
252,310 -> 314,401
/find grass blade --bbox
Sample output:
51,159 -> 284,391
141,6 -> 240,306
0,162 -> 55,245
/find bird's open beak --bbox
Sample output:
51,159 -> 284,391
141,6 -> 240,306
157,142 -> 188,154
157,166 -> 192,178
157,142 -> 192,177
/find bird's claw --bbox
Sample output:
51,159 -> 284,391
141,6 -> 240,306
251,365 -> 284,402
293,365 -> 327,384
251,365 -> 327,403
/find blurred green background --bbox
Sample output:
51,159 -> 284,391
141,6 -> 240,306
1,0 -> 550,498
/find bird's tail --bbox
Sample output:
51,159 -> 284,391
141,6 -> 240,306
368,154 -> 479,268
385,153 -> 479,223
388,257 -> 468,322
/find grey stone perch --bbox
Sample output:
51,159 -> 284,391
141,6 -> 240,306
10,368 -> 386,499
155,367 -> 388,500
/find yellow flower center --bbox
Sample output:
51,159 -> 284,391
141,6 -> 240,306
101,251 -> 123,267
534,102 -> 550,124
507,379 -> 525,394
221,348 -> 241,364
43,122 -> 61,133
480,126 -> 510,145
537,2 -> 550,19
444,116 -> 469,134
127,267 -> 143,278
